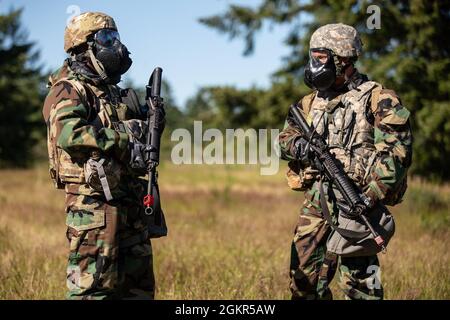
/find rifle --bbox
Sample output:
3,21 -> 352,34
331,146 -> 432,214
143,67 -> 164,215
289,104 -> 386,251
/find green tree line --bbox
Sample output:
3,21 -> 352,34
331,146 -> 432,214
1,2 -> 449,180
197,0 -> 450,180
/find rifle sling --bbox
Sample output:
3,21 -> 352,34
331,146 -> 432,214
319,180 -> 370,240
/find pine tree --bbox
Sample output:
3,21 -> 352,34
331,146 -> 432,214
0,8 -> 44,167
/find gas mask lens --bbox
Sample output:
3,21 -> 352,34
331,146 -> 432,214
310,49 -> 332,64
94,29 -> 121,47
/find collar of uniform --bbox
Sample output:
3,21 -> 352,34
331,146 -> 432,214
325,69 -> 369,95
345,69 -> 369,91
322,70 -> 372,113
67,57 -> 105,86
325,95 -> 343,113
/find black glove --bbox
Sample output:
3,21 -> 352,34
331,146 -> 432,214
293,136 -> 313,163
146,101 -> 166,134
128,140 -> 147,170
362,188 -> 378,211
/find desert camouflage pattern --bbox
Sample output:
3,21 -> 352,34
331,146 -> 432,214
43,61 -> 156,299
64,12 -> 117,52
279,70 -> 412,299
309,23 -> 363,57
310,81 -> 392,188
286,160 -> 319,191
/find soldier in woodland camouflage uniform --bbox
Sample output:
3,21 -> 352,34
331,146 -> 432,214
279,23 -> 412,300
42,12 -> 166,299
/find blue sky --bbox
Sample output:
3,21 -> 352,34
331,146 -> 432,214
0,0 -> 291,107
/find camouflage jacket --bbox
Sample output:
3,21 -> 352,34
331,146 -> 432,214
42,60 -> 147,201
279,71 -> 413,206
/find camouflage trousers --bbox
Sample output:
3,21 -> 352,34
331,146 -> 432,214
289,191 -> 384,300
65,193 -> 155,300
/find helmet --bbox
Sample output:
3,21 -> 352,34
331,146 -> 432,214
64,12 -> 117,52
309,23 -> 362,57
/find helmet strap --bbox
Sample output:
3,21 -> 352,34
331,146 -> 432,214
87,42 -> 108,81
333,54 -> 349,77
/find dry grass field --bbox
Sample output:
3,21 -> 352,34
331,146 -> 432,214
0,162 -> 449,299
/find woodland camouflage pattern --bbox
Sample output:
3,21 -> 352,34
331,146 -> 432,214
43,60 -> 155,300
64,12 -> 117,52
309,23 -> 363,57
279,70 -> 412,300
65,192 -> 155,299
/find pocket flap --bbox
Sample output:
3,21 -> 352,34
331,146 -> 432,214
66,209 -> 105,231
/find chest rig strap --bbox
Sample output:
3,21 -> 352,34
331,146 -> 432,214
86,157 -> 114,201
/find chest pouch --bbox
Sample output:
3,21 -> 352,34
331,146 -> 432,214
84,152 -> 122,201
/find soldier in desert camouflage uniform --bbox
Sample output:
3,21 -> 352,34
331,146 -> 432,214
42,12 -> 166,299
279,23 -> 412,300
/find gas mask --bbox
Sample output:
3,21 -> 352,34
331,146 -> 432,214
87,29 -> 132,84
304,48 -> 350,92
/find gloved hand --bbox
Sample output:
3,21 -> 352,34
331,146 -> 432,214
293,136 -> 313,163
362,187 -> 378,210
117,119 -> 147,171
128,139 -> 147,170
146,101 -> 166,134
